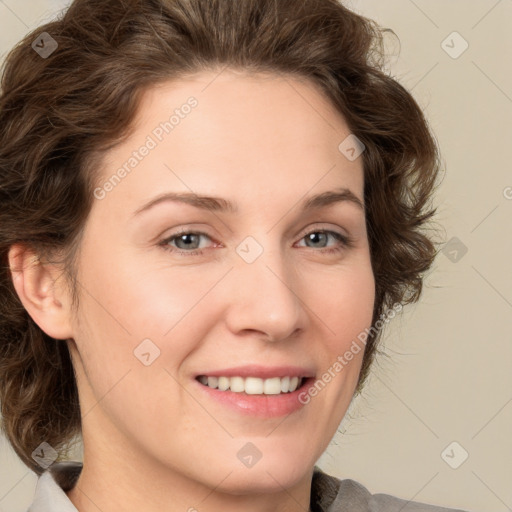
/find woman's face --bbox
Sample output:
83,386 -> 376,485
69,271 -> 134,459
67,69 -> 374,492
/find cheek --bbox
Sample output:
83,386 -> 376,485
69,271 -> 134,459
307,259 -> 375,351
72,247 -> 225,391
69,273 -> 189,435
77,237 -> 207,335
303,263 -> 374,405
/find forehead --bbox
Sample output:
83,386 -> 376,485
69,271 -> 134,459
136,69 -> 351,148
93,69 -> 364,213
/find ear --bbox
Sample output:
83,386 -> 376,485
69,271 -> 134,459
8,243 -> 74,340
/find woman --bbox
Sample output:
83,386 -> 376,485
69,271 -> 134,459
0,0 -> 468,511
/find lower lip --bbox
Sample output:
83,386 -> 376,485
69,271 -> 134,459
194,377 -> 315,417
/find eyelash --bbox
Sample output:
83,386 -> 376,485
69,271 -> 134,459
158,228 -> 354,257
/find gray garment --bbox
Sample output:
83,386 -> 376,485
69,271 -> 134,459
27,461 -> 469,512
310,466 -> 469,512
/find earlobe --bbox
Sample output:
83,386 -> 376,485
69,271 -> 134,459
8,243 -> 74,340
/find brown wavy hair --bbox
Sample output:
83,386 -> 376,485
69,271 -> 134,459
0,0 -> 442,475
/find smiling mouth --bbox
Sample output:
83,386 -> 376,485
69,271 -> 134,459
196,375 -> 307,395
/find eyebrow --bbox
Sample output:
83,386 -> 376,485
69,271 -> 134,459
131,187 -> 364,218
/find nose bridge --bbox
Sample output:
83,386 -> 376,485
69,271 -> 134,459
225,234 -> 304,340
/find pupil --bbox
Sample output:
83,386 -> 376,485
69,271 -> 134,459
309,232 -> 326,247
180,234 -> 198,249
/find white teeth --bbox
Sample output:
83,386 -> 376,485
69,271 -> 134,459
218,376 -> 230,391
198,375 -> 304,394
263,377 -> 281,395
230,376 -> 245,392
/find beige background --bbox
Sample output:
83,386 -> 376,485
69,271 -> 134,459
0,1 -> 510,511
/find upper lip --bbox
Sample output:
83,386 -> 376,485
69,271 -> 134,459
195,365 -> 315,379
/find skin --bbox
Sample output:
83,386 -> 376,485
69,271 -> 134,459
9,69 -> 375,512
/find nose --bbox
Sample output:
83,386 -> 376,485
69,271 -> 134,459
223,242 -> 306,342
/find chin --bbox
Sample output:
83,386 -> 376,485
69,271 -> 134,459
212,456 -> 311,495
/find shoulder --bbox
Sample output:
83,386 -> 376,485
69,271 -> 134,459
311,466 -> 470,512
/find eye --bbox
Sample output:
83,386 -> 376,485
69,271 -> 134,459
296,229 -> 353,254
159,229 -> 214,256
158,228 -> 354,257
